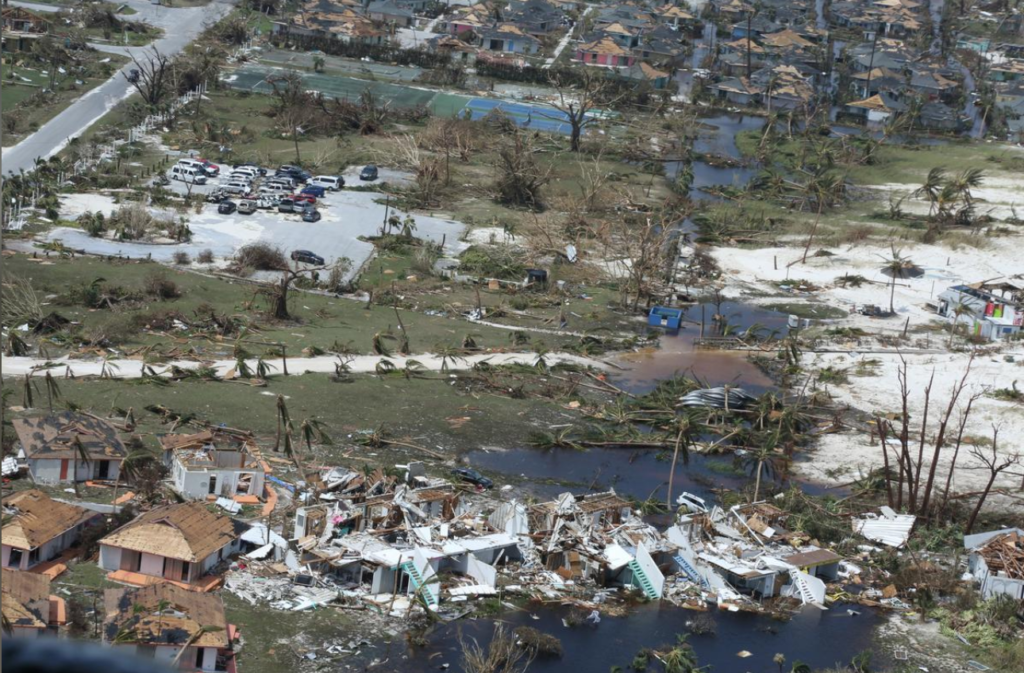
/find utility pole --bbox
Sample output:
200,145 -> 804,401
746,12 -> 753,80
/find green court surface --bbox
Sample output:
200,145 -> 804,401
226,66 -> 470,114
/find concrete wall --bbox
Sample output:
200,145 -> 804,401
140,552 -> 165,577
9,626 -> 43,638
98,544 -> 121,572
120,645 -> 219,671
29,458 -> 120,484
28,459 -> 62,484
174,462 -> 264,501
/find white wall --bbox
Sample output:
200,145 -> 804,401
28,459 -> 62,484
635,543 -> 665,599
140,552 -> 165,577
99,544 -> 121,572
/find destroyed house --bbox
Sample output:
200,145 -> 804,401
2,489 -> 98,571
104,582 -> 235,672
161,431 -> 266,502
937,282 -> 1023,341
964,529 -> 1024,600
13,412 -> 127,484
528,491 -> 632,532
505,0 -> 565,36
275,1 -> 386,45
366,0 -> 414,28
2,568 -> 57,637
1,7 -> 49,51
99,502 -> 245,587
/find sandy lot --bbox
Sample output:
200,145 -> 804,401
48,188 -> 467,280
712,235 -> 1024,497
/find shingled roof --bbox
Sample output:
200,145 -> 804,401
13,412 -> 127,462
104,582 -> 229,647
2,489 -> 97,550
100,502 -> 245,563
2,568 -> 50,630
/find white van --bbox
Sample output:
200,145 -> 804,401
170,165 -> 207,184
310,175 -> 343,191
258,183 -> 290,195
226,172 -> 254,185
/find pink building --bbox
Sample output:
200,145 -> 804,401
574,36 -> 636,67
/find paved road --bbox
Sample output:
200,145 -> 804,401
2,0 -> 235,175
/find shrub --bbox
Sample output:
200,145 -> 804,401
234,242 -> 287,271
513,626 -> 563,658
143,272 -> 180,300
172,251 -> 191,265
197,249 -> 215,264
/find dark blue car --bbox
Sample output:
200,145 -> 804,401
300,185 -> 326,198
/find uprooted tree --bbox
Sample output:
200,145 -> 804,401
267,70 -> 319,164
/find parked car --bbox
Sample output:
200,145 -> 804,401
310,175 -> 344,191
237,199 -> 258,215
199,159 -> 220,176
360,164 -> 379,181
205,189 -> 227,203
222,181 -> 251,195
237,162 -> 267,176
300,185 -> 326,198
277,198 -> 297,213
217,200 -> 237,215
126,69 -> 140,84
451,467 -> 493,490
291,250 -> 325,265
277,165 -> 311,182
302,208 -> 321,223
170,165 -> 207,185
293,193 -> 316,205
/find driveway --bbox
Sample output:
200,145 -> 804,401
2,0 -> 235,175
44,186 -> 467,280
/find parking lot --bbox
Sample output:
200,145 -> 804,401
47,165 -> 467,280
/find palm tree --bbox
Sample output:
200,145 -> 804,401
774,653 -> 786,673
274,395 -> 292,453
113,450 -> 156,511
433,344 -> 465,373
913,167 -> 945,218
666,411 -> 704,509
71,434 -> 91,497
299,418 -> 332,455
744,434 -> 781,503
878,246 -> 913,315
659,635 -> 699,673
948,301 -> 974,346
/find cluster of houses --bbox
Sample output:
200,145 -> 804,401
5,409 -> 1024,669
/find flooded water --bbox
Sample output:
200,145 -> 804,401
393,601 -> 881,673
694,114 -> 766,160
464,302 -> 799,503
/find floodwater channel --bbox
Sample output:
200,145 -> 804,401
390,599 -> 881,673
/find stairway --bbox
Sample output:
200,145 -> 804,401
400,561 -> 438,606
789,570 -> 817,604
628,559 -> 658,599
673,554 -> 710,589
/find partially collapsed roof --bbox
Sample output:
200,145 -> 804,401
2,489 -> 97,550
2,568 -> 51,629
104,582 -> 229,648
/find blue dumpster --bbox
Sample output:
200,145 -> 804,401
648,306 -> 683,330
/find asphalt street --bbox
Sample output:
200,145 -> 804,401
2,0 -> 235,175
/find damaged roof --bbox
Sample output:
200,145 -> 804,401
100,502 -> 245,563
2,489 -> 97,550
1,568 -> 50,629
104,582 -> 229,648
13,412 -> 127,462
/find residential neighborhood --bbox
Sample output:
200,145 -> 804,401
1,0 -> 1023,672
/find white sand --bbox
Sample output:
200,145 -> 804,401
711,235 -> 1024,498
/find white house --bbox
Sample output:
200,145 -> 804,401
161,430 -> 266,501
98,502 -> 245,587
1,568 -> 58,637
2,489 -> 99,570
104,581 -> 236,672
13,412 -> 127,484
937,282 -> 1023,342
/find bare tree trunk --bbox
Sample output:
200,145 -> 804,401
666,430 -> 683,510
877,417 -> 895,508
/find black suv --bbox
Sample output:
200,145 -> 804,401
451,467 -> 493,489
290,250 -> 325,265
277,165 -> 311,183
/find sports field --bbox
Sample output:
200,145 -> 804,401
223,66 -> 589,135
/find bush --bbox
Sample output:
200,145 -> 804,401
197,249 -> 215,264
513,626 -> 563,658
172,251 -> 191,265
234,242 -> 287,271
143,272 -> 180,300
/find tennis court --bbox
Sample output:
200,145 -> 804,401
223,67 -> 588,136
